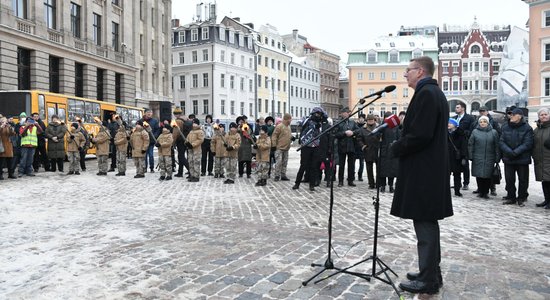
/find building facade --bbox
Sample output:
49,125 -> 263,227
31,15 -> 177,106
524,0 -> 550,114
288,53 -> 320,124
0,0 -> 171,110
171,16 -> 256,124
438,20 -> 510,113
347,35 -> 439,117
283,30 -> 340,119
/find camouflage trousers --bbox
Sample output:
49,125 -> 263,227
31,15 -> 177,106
134,157 -> 145,175
214,156 -> 225,176
97,155 -> 108,173
224,157 -> 237,180
258,161 -> 269,180
188,150 -> 201,178
274,149 -> 289,178
116,150 -> 127,173
68,151 -> 80,172
159,155 -> 172,177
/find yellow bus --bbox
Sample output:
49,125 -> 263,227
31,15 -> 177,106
0,90 -> 143,155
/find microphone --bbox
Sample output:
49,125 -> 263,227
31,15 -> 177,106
369,114 -> 400,136
359,85 -> 396,104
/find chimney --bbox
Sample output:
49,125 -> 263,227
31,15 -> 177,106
245,23 -> 254,29
171,19 -> 180,28
293,29 -> 298,41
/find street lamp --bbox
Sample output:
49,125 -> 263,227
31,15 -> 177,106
271,78 -> 275,118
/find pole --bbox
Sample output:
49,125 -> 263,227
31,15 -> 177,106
271,78 -> 275,118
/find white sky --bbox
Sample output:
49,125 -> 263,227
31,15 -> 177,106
172,0 -> 529,60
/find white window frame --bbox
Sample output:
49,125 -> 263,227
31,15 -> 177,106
357,72 -> 363,80
219,27 -> 225,41
543,10 -> 550,28
191,28 -> 198,41
178,31 -> 185,43
202,27 -> 209,40
179,52 -> 184,64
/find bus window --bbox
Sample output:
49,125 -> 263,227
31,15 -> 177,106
129,109 -> 141,126
58,106 -> 66,122
47,105 -> 56,122
90,102 -> 100,120
0,92 -> 30,117
38,94 -> 46,120
116,107 -> 129,124
68,99 -> 76,121
73,100 -> 85,122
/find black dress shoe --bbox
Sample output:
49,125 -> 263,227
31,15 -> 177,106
399,280 -> 439,295
348,182 -> 356,187
472,189 -> 480,194
292,184 -> 299,190
174,173 -> 183,177
536,200 -> 548,207
406,271 -> 443,288
337,182 -> 343,187
280,176 -> 290,181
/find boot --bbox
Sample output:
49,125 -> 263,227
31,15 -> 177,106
536,200 -> 548,207
454,190 -> 463,197
503,199 -> 516,205
358,176 -> 363,182
262,179 -> 267,186
292,184 -> 299,190
159,176 -> 166,180
8,173 -> 17,179
389,185 -> 394,193
165,176 -> 172,180
380,186 -> 386,193
115,172 -> 125,176
214,174 -> 219,178
255,180 -> 263,186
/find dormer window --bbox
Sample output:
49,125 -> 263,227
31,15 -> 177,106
202,27 -> 209,40
219,27 -> 225,41
470,45 -> 481,54
367,50 -> 377,63
178,31 -> 185,43
229,31 -> 234,44
390,42 -> 395,48
375,42 -> 381,47
191,28 -> 198,41
389,49 -> 399,63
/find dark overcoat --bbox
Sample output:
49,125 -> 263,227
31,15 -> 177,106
533,120 -> 550,182
378,126 -> 399,177
390,78 -> 453,221
45,122 -> 67,159
468,125 -> 500,179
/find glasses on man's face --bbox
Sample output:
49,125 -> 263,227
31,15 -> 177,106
405,67 -> 420,73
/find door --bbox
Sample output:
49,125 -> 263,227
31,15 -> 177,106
46,102 -> 57,123
57,103 -> 67,123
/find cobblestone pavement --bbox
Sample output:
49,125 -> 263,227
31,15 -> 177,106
1,148 -> 549,300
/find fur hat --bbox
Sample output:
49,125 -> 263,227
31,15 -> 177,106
265,116 -> 275,124
71,122 -> 79,129
260,125 -> 269,133
511,108 -> 524,116
229,122 -> 238,129
193,118 -> 200,125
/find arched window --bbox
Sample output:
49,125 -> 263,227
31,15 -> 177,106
412,49 -> 422,59
389,49 -> 399,63
367,50 -> 377,63
470,45 -> 481,54
471,102 -> 481,113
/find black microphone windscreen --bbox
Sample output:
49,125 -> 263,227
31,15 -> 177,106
385,85 -> 397,93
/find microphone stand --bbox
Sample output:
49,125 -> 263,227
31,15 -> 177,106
301,95 -> 381,287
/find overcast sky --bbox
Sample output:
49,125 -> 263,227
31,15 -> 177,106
172,0 -> 529,60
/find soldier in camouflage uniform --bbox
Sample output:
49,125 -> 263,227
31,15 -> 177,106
156,125 -> 174,180
185,118 -> 204,182
255,125 -> 271,186
211,123 -> 227,178
66,123 -> 86,175
92,121 -> 111,176
272,113 -> 294,181
130,121 -> 150,178
114,124 -> 129,176
223,122 -> 241,184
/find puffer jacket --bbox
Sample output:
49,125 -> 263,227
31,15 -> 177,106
0,125 -> 16,158
499,119 -> 534,165
130,128 -> 149,158
45,122 -> 67,159
533,120 -> 550,181
157,131 -> 174,156
256,134 -> 271,162
66,128 -> 85,152
225,131 -> 241,158
187,127 -> 204,153
92,129 -> 111,156
211,132 -> 228,157
468,125 -> 500,179
271,123 -> 292,151
114,128 -> 129,152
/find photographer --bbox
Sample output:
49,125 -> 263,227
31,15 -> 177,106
0,116 -> 16,179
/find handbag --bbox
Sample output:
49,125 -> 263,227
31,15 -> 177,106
492,163 -> 502,185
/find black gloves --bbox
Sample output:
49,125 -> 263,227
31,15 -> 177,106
226,145 -> 234,151
155,142 -> 160,147
70,135 -> 75,140
253,145 -> 258,149
126,136 -> 130,141
185,141 -> 192,148
78,147 -> 82,151
141,150 -> 146,154
223,143 -> 228,147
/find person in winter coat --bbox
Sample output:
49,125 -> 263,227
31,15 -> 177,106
44,115 -> 66,172
0,116 -> 16,179
31,113 -> 49,172
254,125 -> 271,186
335,107 -> 360,187
201,114 -> 215,176
113,124 -> 129,176
66,123 -> 86,175
19,117 -> 43,177
355,114 -> 367,182
92,121 -> 111,176
533,108 -> 550,209
356,114 -> 379,189
468,116 -> 500,199
75,117 -> 89,171
106,113 -> 120,172
156,125 -> 174,180
172,108 -> 190,177
237,116 -> 254,178
130,121 -> 150,178
141,109 -> 160,173
453,102 -> 475,191
223,122 -> 241,184
211,124 -> 227,178
185,118 -> 204,182
390,57 -> 452,294
271,113 -> 294,181
378,111 -> 400,193
499,108 -> 534,207
448,118 -> 468,197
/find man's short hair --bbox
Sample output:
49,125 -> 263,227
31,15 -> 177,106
410,56 -> 435,76
456,102 -> 466,110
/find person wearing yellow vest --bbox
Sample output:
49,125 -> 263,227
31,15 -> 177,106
18,117 -> 42,177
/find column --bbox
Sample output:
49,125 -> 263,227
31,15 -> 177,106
82,64 -> 97,99
104,69 -> 116,103
31,51 -> 49,90
59,58 -> 75,95
0,41 -> 19,90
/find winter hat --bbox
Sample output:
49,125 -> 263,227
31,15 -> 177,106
367,114 -> 376,120
218,123 -> 225,129
511,108 -> 524,116
260,125 -> 269,133
71,122 -> 79,129
229,122 -> 238,129
193,118 -> 200,125
448,118 -> 459,127
19,112 -> 27,118
478,116 -> 490,124
136,120 -> 144,126
265,116 -> 274,124
236,116 -> 244,124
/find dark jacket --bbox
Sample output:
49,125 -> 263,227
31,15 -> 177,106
390,78 -> 453,221
335,118 -> 360,153
470,114 -> 501,135
533,120 -> 550,182
36,118 -> 47,146
454,112 -> 475,138
468,125 -> 500,179
499,119 -> 534,165
357,123 -> 379,163
378,126 -> 399,178
238,126 -> 253,161
448,127 -> 468,173
141,117 -> 160,146
45,122 -> 67,159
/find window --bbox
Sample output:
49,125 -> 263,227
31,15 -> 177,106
221,100 -> 225,115
70,3 -> 81,38
368,72 -> 375,80
219,27 -> 225,41
442,64 -> 449,74
470,45 -> 481,54
453,80 -> 459,90
220,50 -> 225,62
112,0 -> 120,6
283,63 -> 287,72
44,0 -> 56,29
277,79 -> 281,91
191,29 -> 198,41
545,78 -> 550,96
115,73 -> 122,104
483,81 -> 489,90
403,88 -> 408,98
112,22 -> 119,51
463,81 -> 468,90
93,13 -> 101,45
229,31 -> 234,44
483,62 -> 489,72
283,81 -> 286,92
357,88 -> 363,98
230,101 -> 235,115
97,68 -> 104,100
277,61 -> 281,70
545,44 -> 550,61
389,50 -> 398,63
240,77 -> 244,90
178,31 -> 185,43
474,62 -> 480,72
202,73 -> 208,87
14,0 -> 28,19
203,99 -> 209,114
249,79 -> 253,92
257,75 -> 261,87
192,100 -> 198,115
492,61 -> 500,72
249,58 -> 253,69
192,74 -> 198,88
75,63 -> 84,97
264,57 -> 268,67
493,80 -> 498,90
265,99 -> 268,113
443,81 -> 449,91
230,75 -> 235,89
180,75 -> 186,89
380,72 -> 386,80
367,50 -> 376,63
179,52 -> 185,64
230,53 -> 235,64
357,72 -> 363,80
181,101 -> 186,115
290,86 -> 294,97
463,62 -> 468,72
192,51 -> 197,63
203,49 -> 208,61
220,74 -> 225,88
250,103 -> 253,116
258,55 -> 262,65
202,27 -> 209,40
258,99 -> 262,113
240,102 -> 245,115
271,59 -> 275,69
241,55 -> 245,67
545,10 -> 550,27
49,56 -> 60,93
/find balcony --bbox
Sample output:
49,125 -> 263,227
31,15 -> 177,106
74,40 -> 87,51
48,30 -> 63,43
16,18 -> 35,34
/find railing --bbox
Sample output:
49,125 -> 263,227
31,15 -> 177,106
95,46 -> 108,58
74,40 -> 87,51
48,30 -> 63,43
115,52 -> 125,63
16,19 -> 35,34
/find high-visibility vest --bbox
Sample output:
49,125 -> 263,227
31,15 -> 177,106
21,126 -> 37,147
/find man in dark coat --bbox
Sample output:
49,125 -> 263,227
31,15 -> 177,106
335,107 -> 360,187
107,113 -> 120,172
31,112 -> 49,171
378,111 -> 399,193
453,102 -> 475,190
499,108 -> 534,206
390,56 -> 453,295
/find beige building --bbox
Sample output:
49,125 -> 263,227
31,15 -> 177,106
524,0 -> 550,112
0,0 -> 171,110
